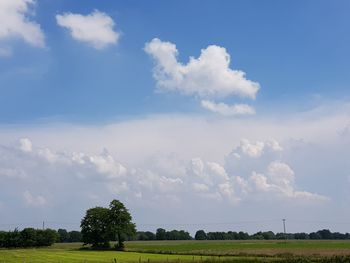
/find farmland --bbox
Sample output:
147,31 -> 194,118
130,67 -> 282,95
1,240 -> 350,263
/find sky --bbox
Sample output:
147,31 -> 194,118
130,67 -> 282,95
1,0 -> 350,235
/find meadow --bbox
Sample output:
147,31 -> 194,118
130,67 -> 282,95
1,240 -> 350,263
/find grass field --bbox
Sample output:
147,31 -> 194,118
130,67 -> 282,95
1,240 -> 350,263
125,240 -> 350,256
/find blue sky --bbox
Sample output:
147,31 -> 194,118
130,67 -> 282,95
1,0 -> 350,122
1,0 -> 350,234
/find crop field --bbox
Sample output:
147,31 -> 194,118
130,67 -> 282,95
1,240 -> 350,263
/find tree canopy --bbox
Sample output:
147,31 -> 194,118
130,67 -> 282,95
80,199 -> 136,249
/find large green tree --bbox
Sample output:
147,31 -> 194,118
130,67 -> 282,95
108,200 -> 136,249
80,207 -> 111,248
80,200 -> 136,249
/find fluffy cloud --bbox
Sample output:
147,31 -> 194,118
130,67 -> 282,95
0,137 -> 327,211
144,38 -> 260,99
234,138 -> 283,158
56,10 -> 119,50
201,100 -> 255,116
0,107 -> 347,231
0,0 -> 45,48
23,190 -> 47,207
249,162 -> 329,202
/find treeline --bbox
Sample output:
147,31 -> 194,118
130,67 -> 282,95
194,229 -> 350,240
57,229 -> 82,243
0,228 -> 58,248
135,229 -> 350,241
136,228 -> 191,240
0,228 -> 82,248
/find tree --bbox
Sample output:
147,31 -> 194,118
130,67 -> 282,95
35,229 -> 59,246
20,228 -> 37,247
108,199 -> 136,250
156,228 -> 166,240
317,229 -> 332,239
68,231 -> 82,242
80,200 -> 136,250
195,230 -> 207,240
81,207 -> 111,248
57,229 -> 69,243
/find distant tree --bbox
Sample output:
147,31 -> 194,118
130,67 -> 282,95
58,229 -> 69,243
195,230 -> 207,240
238,231 -> 249,240
20,228 -> 37,247
144,231 -> 156,240
294,232 -> 309,240
68,231 -> 82,242
262,231 -> 275,240
137,231 -> 156,241
35,229 -> 59,246
0,231 -> 5,247
332,232 -> 345,240
108,199 -> 136,250
179,230 -> 192,240
317,229 -> 332,239
309,232 -> 322,240
252,232 -> 264,240
136,232 -> 148,241
3,229 -> 21,248
156,228 -> 166,240
81,206 -> 111,248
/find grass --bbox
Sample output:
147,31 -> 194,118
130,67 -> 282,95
124,240 -> 350,256
1,240 -> 350,262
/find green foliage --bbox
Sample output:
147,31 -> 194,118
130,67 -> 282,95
68,230 -> 82,242
136,231 -> 156,240
195,230 -> 207,240
57,228 -> 69,242
80,199 -> 136,249
156,228 -> 166,240
57,229 -> 82,242
154,228 -> 191,240
81,206 -> 111,248
108,199 -> 136,249
0,228 -> 58,248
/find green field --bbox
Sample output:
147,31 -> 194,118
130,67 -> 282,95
1,240 -> 350,263
125,240 -> 350,256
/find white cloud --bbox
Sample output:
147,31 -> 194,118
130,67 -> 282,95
201,100 -> 255,116
235,138 -> 282,158
89,151 -> 127,178
23,190 -> 47,206
144,38 -> 260,99
267,161 -> 295,189
238,139 -> 266,158
1,136 -> 328,211
19,138 -> 32,152
0,105 -> 347,231
56,10 -> 119,50
0,0 -> 45,47
248,163 -> 329,203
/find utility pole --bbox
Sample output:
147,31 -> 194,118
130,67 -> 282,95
282,219 -> 286,241
42,221 -> 45,230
